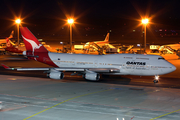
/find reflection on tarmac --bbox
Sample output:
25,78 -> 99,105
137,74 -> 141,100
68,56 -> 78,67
0,74 -> 180,120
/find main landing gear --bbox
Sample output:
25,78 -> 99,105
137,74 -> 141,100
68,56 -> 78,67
153,75 -> 159,83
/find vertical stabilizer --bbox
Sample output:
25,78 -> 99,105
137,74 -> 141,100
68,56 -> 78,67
20,27 -> 48,52
8,31 -> 14,39
104,33 -> 109,42
6,38 -> 14,48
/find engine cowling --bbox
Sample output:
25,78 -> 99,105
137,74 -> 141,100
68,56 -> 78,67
48,72 -> 64,79
84,73 -> 100,81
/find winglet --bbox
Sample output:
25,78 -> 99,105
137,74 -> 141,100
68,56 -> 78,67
1,64 -> 11,69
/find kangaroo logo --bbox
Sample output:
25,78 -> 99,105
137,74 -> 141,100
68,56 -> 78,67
6,39 -> 11,47
22,35 -> 42,52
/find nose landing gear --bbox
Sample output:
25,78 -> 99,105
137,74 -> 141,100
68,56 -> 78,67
154,75 -> 159,83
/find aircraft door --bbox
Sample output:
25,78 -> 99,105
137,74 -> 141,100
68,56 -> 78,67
94,60 -> 98,68
72,59 -> 75,66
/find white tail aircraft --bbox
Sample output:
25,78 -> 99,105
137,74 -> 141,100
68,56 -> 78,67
2,27 -> 176,83
84,33 -> 110,48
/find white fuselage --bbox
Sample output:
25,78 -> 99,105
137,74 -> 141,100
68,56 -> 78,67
48,53 -> 176,76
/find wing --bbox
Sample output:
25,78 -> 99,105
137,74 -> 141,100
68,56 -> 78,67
1,64 -> 120,73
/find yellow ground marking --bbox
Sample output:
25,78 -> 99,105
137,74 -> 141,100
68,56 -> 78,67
149,109 -> 180,120
23,89 -> 112,120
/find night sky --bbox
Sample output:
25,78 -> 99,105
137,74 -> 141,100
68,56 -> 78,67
1,0 -> 180,44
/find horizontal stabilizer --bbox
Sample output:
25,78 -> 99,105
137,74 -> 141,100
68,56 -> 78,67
1,64 -> 10,69
25,55 -> 39,58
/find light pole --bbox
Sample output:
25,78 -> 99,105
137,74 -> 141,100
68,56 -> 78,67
15,19 -> 21,46
67,19 -> 74,53
142,19 -> 149,53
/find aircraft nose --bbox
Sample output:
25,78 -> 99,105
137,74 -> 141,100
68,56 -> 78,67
171,65 -> 176,72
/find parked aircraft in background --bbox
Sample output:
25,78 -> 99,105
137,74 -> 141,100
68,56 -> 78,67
2,27 -> 176,83
4,31 -> 26,54
4,32 -> 52,54
0,31 -> 14,45
84,33 -> 110,48
5,38 -> 24,53
0,31 -> 14,54
83,33 -> 117,54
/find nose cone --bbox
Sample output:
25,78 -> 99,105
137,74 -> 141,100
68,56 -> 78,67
171,65 -> 176,72
162,63 -> 176,75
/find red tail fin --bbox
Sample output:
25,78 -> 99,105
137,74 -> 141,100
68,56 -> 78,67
20,27 -> 48,52
6,38 -> 16,48
6,38 -> 13,48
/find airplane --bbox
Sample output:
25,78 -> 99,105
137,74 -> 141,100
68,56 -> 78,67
2,27 -> 176,83
84,33 -> 110,48
0,31 -> 14,44
5,38 -> 24,53
4,30 -> 25,54
5,34 -> 52,54
83,33 -> 117,54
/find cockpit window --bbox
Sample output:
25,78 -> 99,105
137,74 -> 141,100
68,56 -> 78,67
158,57 -> 165,60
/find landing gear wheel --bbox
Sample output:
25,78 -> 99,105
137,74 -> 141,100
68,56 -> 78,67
153,80 -> 158,83
154,75 -> 159,83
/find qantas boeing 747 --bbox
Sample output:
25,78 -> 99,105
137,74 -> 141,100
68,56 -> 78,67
2,27 -> 176,83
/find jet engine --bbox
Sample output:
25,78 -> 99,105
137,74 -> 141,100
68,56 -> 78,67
47,72 -> 64,79
84,73 -> 100,81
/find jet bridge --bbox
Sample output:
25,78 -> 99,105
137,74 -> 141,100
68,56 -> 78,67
159,45 -> 180,58
176,49 -> 180,59
159,46 -> 175,54
85,42 -> 106,55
